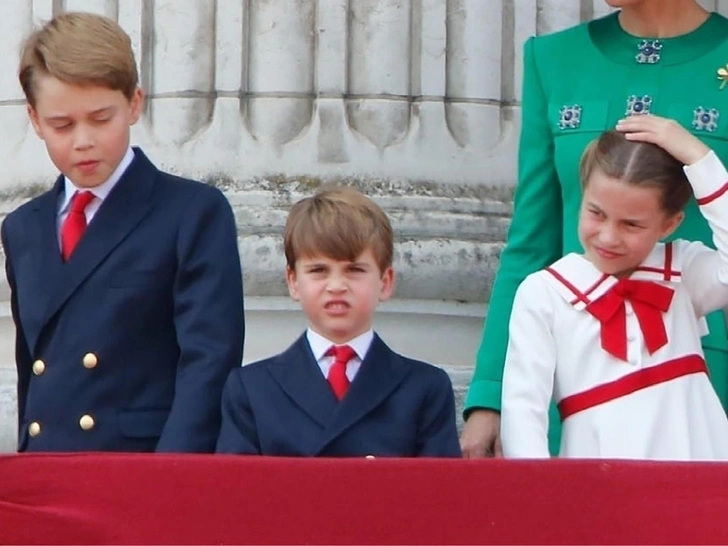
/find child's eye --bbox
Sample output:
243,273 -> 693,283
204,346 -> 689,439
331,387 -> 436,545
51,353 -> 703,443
589,208 -> 603,218
93,117 -> 111,123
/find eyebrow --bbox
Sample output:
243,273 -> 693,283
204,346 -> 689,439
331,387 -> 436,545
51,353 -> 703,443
587,202 -> 647,223
44,107 -> 115,121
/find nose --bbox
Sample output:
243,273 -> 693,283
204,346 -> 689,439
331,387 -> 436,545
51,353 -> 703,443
72,124 -> 94,150
325,273 -> 348,293
598,223 -> 620,247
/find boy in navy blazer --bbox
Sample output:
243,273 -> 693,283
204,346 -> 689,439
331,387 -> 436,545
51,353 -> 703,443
217,187 -> 460,457
2,12 -> 244,452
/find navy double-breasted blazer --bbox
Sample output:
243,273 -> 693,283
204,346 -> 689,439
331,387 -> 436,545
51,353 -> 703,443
1,148 -> 244,452
216,333 -> 461,457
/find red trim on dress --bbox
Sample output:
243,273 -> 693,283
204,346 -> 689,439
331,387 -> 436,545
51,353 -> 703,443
545,267 -> 590,305
557,354 -> 707,421
634,266 -> 682,277
664,242 -> 673,281
697,181 -> 728,206
583,274 -> 610,297
634,243 -> 681,279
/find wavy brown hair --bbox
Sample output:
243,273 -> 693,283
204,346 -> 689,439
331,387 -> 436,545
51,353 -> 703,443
19,12 -> 139,107
284,187 -> 393,273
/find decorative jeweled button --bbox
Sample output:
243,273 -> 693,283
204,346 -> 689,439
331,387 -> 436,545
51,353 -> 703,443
636,39 -> 662,64
693,107 -> 719,132
558,105 -> 582,130
626,95 -> 652,116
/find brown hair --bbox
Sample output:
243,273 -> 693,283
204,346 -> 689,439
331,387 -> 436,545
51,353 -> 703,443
579,130 -> 692,216
284,186 -> 394,273
19,12 -> 139,107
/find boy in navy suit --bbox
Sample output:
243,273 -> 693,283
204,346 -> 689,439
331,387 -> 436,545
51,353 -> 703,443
2,12 -> 244,452
217,187 -> 460,457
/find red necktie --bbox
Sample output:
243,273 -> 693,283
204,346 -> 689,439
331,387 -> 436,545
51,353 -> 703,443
61,191 -> 95,261
326,345 -> 356,400
586,279 -> 674,361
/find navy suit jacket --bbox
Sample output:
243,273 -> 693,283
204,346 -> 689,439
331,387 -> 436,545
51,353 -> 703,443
216,333 -> 461,457
1,148 -> 244,452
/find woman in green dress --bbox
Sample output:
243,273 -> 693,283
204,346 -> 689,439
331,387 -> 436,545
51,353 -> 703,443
462,0 -> 728,457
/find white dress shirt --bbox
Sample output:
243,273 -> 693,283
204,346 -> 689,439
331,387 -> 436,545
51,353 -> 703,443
306,328 -> 374,382
56,147 -> 135,248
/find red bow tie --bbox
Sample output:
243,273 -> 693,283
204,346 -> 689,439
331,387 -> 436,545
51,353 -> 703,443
586,279 -> 674,361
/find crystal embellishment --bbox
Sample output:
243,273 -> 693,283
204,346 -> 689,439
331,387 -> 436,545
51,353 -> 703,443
558,105 -> 582,130
636,40 -> 662,64
693,107 -> 719,132
625,95 -> 652,116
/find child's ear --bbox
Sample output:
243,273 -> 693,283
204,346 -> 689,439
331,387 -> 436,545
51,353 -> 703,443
129,87 -> 144,125
661,211 -> 684,239
286,265 -> 300,301
27,104 -> 44,139
378,267 -> 395,302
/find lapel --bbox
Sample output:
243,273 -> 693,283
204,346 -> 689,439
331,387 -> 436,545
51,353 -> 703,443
316,334 -> 410,454
40,148 -> 157,328
23,179 -> 65,353
266,334 -> 340,428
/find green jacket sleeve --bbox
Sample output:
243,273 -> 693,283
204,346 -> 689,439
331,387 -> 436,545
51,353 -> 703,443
464,37 -> 564,414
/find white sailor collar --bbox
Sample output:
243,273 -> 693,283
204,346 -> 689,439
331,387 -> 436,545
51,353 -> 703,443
542,242 -> 681,310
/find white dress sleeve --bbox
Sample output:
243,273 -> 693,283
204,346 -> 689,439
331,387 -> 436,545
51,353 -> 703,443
680,151 -> 728,317
501,273 -> 556,459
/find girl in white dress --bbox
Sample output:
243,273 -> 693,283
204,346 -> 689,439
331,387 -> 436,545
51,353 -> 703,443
501,115 -> 728,460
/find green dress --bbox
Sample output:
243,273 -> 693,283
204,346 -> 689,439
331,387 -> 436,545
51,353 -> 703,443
465,11 -> 728,454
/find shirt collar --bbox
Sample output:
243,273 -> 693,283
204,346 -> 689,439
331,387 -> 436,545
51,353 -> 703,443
59,147 -> 135,214
543,242 -> 681,310
306,328 -> 374,362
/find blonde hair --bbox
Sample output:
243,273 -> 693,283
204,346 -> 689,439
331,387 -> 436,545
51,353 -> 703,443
284,187 -> 394,272
19,12 -> 139,107
580,130 -> 692,216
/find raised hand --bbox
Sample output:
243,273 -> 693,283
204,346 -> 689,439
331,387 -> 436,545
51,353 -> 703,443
616,114 -> 710,167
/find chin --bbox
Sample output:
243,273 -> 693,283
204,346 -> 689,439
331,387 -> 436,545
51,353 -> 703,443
604,0 -> 642,7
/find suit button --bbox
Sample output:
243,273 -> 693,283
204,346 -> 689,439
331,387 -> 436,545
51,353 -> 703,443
32,360 -> 46,376
82,353 -> 98,369
79,414 -> 95,431
28,422 -> 41,437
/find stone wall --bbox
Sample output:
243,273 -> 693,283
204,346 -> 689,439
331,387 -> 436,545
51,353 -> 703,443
2,0 -> 726,301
